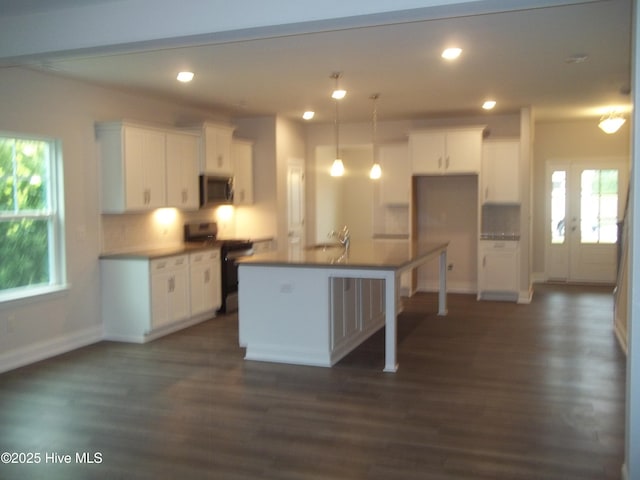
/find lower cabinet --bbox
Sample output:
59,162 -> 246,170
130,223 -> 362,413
150,255 -> 190,329
189,249 -> 221,316
478,240 -> 519,301
330,277 -> 385,356
101,249 -> 221,343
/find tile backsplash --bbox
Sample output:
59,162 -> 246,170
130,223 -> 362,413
481,204 -> 521,237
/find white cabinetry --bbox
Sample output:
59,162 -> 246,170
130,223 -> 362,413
379,143 -> 410,205
410,127 -> 484,175
481,139 -> 520,204
478,240 -> 519,300
97,122 -> 167,212
330,277 -> 385,357
198,123 -> 235,175
166,131 -> 199,210
150,255 -> 190,329
232,139 -> 254,205
189,249 -> 221,316
102,250 -> 221,343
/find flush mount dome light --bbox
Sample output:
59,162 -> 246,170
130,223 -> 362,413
482,100 -> 496,110
598,112 -> 626,134
441,47 -> 462,60
176,71 -> 194,82
303,111 -> 315,120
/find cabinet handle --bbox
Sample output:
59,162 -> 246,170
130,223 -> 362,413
204,269 -> 210,283
182,189 -> 187,203
485,187 -> 489,200
445,156 -> 450,169
168,276 -> 174,293
483,256 -> 486,268
217,154 -> 223,167
438,157 -> 442,168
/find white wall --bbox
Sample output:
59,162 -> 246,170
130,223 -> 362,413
233,116 -> 278,241
0,66 -> 227,372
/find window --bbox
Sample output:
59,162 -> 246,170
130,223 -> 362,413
550,170 -> 566,244
0,134 -> 65,299
580,169 -> 618,244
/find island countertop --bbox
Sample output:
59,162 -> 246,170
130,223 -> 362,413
237,240 -> 449,272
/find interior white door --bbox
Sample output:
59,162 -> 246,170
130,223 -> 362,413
546,159 -> 628,283
287,159 -> 305,256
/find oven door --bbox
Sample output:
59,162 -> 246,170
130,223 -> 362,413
220,247 -> 253,312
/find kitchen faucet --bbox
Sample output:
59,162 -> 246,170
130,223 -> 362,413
329,226 -> 350,251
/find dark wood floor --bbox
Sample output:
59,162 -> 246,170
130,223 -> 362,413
0,284 -> 626,479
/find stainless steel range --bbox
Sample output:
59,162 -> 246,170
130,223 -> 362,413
184,222 -> 253,313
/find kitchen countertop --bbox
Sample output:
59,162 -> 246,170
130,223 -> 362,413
99,242 -> 222,260
238,240 -> 449,271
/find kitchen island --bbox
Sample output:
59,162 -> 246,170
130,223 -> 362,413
237,240 -> 448,372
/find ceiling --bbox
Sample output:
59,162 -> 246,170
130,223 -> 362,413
23,0 -> 633,124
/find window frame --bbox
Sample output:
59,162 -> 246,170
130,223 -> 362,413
0,132 -> 67,303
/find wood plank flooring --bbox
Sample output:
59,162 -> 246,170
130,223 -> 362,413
0,284 -> 626,479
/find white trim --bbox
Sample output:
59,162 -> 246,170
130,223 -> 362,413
0,324 -> 102,374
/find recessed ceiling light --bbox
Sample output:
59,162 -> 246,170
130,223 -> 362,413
482,100 -> 497,110
303,111 -> 315,120
176,71 -> 194,83
441,47 -> 462,60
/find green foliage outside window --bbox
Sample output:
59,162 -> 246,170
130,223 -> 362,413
0,137 -> 51,291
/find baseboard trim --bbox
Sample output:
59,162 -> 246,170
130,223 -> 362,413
0,325 -> 103,374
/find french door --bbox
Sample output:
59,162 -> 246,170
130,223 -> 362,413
546,159 -> 628,283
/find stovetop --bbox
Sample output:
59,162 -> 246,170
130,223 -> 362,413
184,222 -> 252,250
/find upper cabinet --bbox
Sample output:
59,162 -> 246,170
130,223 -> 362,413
197,122 -> 235,175
166,131 -> 199,210
481,139 -> 520,204
410,126 -> 484,175
97,121 -> 167,212
379,142 -> 410,205
232,139 -> 254,205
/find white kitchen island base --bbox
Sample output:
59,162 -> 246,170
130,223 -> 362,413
238,241 -> 448,373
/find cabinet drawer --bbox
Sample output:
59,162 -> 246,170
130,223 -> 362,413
151,255 -> 188,272
480,240 -> 519,251
189,249 -> 220,264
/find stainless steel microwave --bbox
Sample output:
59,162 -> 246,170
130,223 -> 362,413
199,175 -> 234,207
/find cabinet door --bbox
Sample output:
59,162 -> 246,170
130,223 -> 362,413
482,140 -> 520,203
410,131 -> 445,174
331,277 -> 358,350
360,279 -> 385,331
479,243 -> 519,291
150,261 -> 172,328
169,264 -> 190,322
379,143 -> 410,205
123,126 -> 166,209
203,125 -> 234,174
190,250 -> 221,315
166,132 -> 199,209
232,140 -> 254,205
445,129 -> 482,174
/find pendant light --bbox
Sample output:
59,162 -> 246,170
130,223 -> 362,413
330,72 -> 345,177
369,93 -> 382,180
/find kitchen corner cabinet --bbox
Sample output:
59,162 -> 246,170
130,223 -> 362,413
232,139 -> 254,205
166,131 -> 199,210
198,123 -> 236,175
379,142 -> 410,205
410,127 -> 484,175
97,122 -> 167,212
481,139 -> 520,204
478,240 -> 519,300
189,250 -> 221,316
